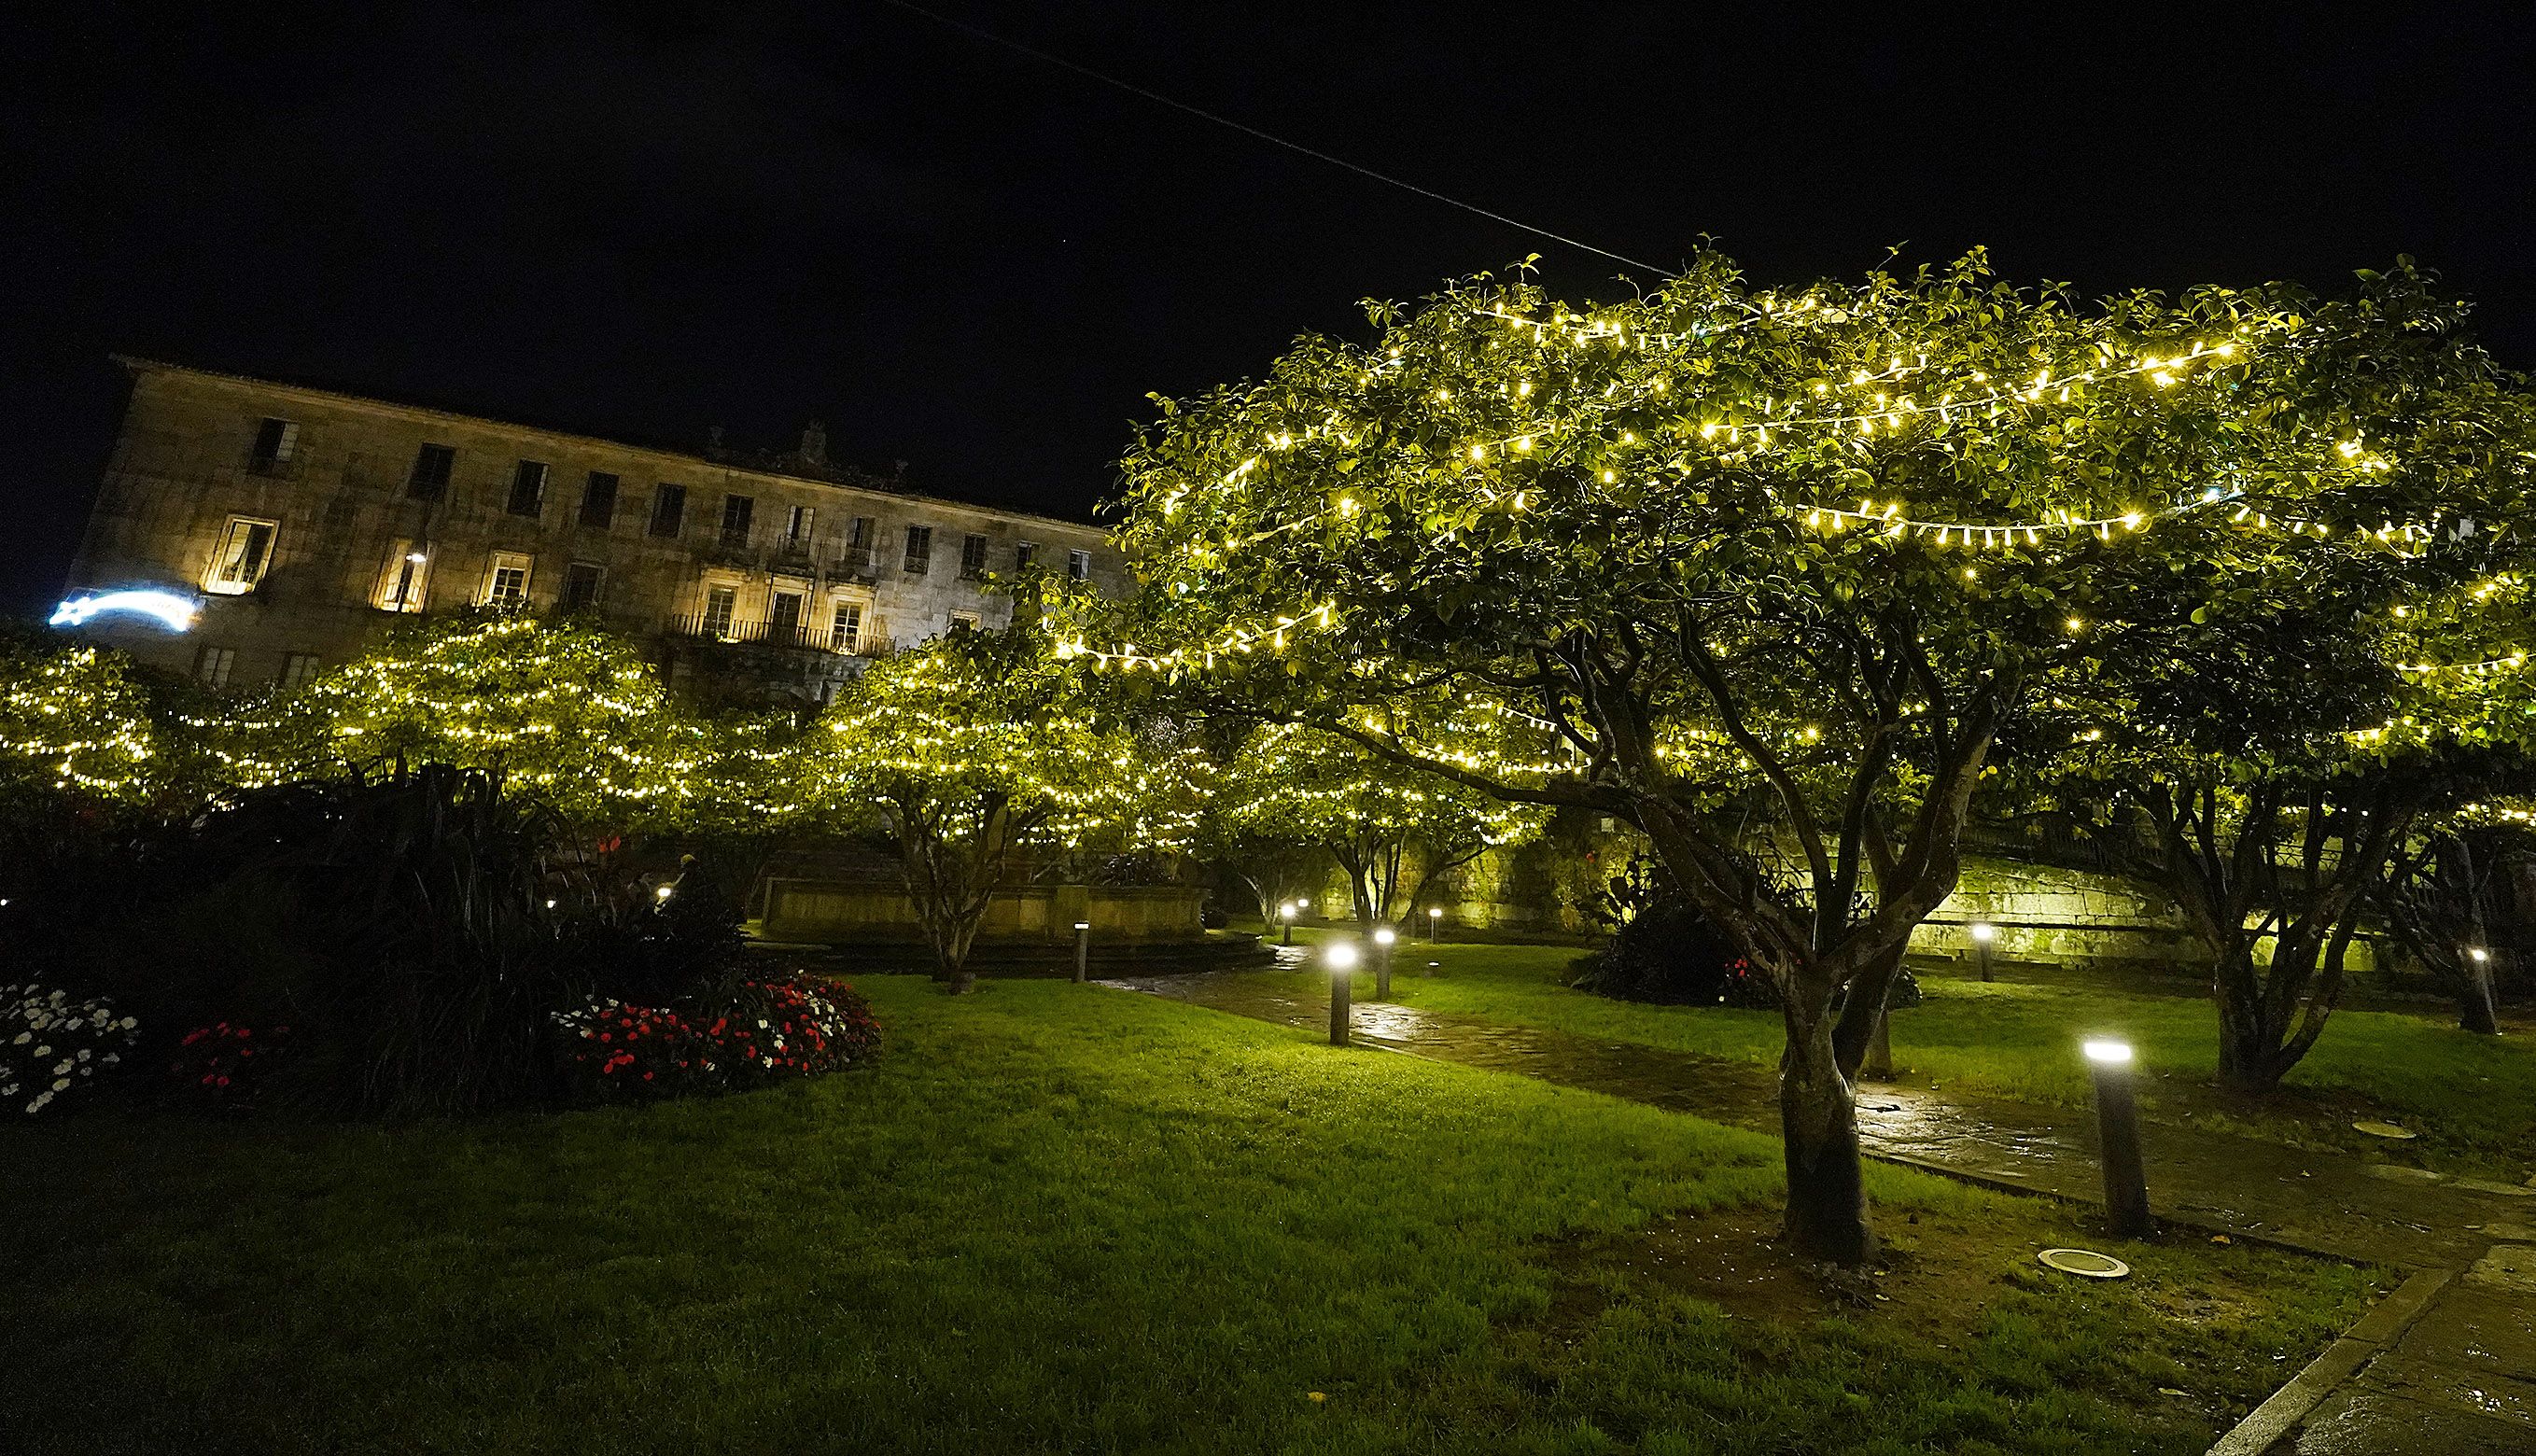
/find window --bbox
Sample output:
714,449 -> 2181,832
829,599 -> 863,653
278,653 -> 322,689
506,460 -> 548,518
560,561 -> 605,611
650,483 -> 688,538
785,504 -> 815,548
842,514 -> 877,574
1067,548 -> 1092,581
1015,541 -> 1037,573
374,541 -> 431,612
769,588 -> 806,643
702,584 -> 737,638
407,443 -> 455,500
948,610 -> 981,634
960,533 -> 989,579
195,646 -> 235,688
483,551 -> 533,608
903,524 -> 932,575
720,494 -> 754,548
247,418 -> 299,473
203,515 -> 278,595
580,472 -> 619,529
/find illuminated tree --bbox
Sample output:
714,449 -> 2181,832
1220,721 -> 1545,929
252,613 -> 722,828
798,628 -> 1206,991
2031,347 -> 2536,1087
0,635 -> 177,811
1066,251 -> 2516,1262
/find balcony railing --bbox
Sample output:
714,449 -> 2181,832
828,548 -> 879,583
666,612 -> 890,656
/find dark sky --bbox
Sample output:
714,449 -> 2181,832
6,1 -> 2533,615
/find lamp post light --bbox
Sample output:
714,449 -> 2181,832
1279,901 -> 1296,946
1324,941 -> 1359,1046
1428,905 -> 1445,943
1073,921 -> 1092,984
2463,945 -> 2501,1036
1969,920 -> 1997,983
2083,1039 -> 2152,1237
1371,925 -> 1396,1000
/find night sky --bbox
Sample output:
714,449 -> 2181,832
6,2 -> 2532,615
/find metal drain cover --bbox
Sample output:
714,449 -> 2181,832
2039,1248 -> 2132,1279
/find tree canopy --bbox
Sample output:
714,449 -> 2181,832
1067,249 -> 2534,1260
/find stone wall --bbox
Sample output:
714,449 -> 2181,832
763,880 -> 1206,946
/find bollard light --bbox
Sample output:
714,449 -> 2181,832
1969,920 -> 1997,983
1072,921 -> 1092,984
1428,905 -> 1445,942
2082,1038 -> 2151,1237
1371,925 -> 1397,1000
654,884 -> 675,903
2462,945 -> 2501,1034
1279,901 -> 1297,946
1324,941 -> 1359,1045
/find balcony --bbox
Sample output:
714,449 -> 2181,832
828,547 -> 879,584
666,612 -> 890,656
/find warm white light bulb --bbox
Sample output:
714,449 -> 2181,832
1325,943 -> 1360,972
2082,1039 -> 2133,1066
1969,922 -> 1995,943
1373,927 -> 1396,945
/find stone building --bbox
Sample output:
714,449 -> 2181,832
55,357 -> 1122,702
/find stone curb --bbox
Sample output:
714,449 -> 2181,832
2201,1267 -> 2453,1456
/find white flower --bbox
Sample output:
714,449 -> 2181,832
51,1078 -> 70,1093
120,1017 -> 137,1030
9,1032 -> 26,1045
53,1061 -> 71,1075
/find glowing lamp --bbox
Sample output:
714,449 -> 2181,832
1969,921 -> 1996,943
1073,921 -> 1091,931
1279,902 -> 1296,921
654,885 -> 675,902
2469,946 -> 2491,964
1324,942 -> 1360,973
2081,1039 -> 2133,1066
1372,927 -> 1395,946
49,589 -> 200,633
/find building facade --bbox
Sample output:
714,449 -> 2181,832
57,357 -> 1122,701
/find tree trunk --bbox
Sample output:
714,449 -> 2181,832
1779,1018 -> 1874,1264
946,969 -> 978,995
2211,950 -> 2284,1094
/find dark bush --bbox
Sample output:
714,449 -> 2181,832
566,859 -> 749,1007
1570,855 -> 1921,1012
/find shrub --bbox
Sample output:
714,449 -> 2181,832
165,765 -> 593,1118
1570,856 -> 1921,1012
167,1021 -> 294,1113
3,984 -> 139,1116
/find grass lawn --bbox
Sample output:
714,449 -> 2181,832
0,976 -> 2372,1455
1254,933 -> 2536,1179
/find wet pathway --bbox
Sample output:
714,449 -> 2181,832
1097,964 -> 2536,1453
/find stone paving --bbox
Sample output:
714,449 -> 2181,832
1097,964 -> 2536,1454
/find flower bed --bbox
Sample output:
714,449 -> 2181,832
4,984 -> 140,1116
553,973 -> 879,1101
168,1022 -> 295,1112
